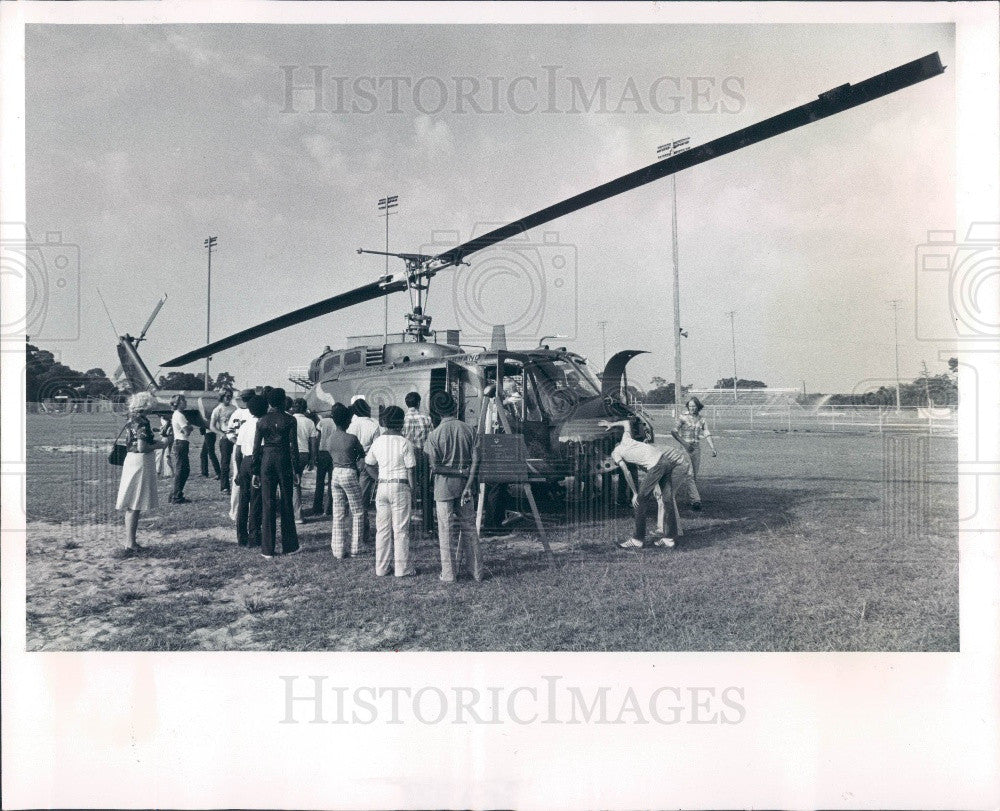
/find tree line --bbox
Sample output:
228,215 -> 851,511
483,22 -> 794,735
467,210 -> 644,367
25,339 -> 236,402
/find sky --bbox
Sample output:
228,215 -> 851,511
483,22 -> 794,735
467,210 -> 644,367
25,23 -> 956,394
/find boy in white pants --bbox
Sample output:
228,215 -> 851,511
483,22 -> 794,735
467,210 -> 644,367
364,405 -> 417,577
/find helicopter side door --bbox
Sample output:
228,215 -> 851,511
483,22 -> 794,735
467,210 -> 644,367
494,351 -> 548,459
428,361 -> 467,426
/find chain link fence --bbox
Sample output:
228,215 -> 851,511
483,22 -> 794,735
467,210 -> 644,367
27,399 -> 127,415
642,403 -> 957,436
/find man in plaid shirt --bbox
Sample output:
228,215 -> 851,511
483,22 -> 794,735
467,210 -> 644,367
403,391 -> 434,532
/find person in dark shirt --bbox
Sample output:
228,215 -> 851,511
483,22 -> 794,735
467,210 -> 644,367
251,388 -> 300,557
326,402 -> 366,558
426,392 -> 483,582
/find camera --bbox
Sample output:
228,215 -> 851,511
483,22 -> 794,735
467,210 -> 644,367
914,223 -> 999,341
422,225 -> 577,342
1,223 -> 81,341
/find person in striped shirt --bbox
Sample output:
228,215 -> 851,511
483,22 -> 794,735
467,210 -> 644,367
364,405 -> 417,577
671,396 -> 717,510
403,391 -> 434,533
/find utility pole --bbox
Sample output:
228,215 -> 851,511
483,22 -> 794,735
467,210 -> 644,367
597,320 -> 608,368
377,195 -> 398,344
657,137 -> 689,415
889,299 -> 902,410
203,236 -> 217,391
726,310 -> 738,403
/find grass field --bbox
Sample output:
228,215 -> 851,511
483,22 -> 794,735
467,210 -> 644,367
23,413 -> 958,651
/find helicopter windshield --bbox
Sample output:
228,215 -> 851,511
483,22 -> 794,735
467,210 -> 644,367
527,357 -> 601,405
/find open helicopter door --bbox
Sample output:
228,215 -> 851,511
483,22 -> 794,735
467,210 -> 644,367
476,350 -> 552,558
428,361 -> 467,426
601,350 -> 649,400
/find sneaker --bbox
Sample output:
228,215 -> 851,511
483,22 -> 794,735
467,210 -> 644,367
618,537 -> 644,549
653,537 -> 676,548
284,547 -> 302,556
260,553 -> 274,559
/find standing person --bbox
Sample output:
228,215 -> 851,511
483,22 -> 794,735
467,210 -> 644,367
199,400 -> 222,481
327,403 -> 366,558
403,391 -> 434,533
225,389 -> 254,518
211,390 -> 237,493
291,398 -> 318,523
169,395 -> 193,503
114,392 -> 167,551
312,407 -> 336,517
603,418 -> 691,549
670,396 -> 718,510
364,405 -> 417,577
155,414 -> 173,477
251,388 -> 300,558
233,394 -> 267,546
426,392 -> 483,583
348,396 -> 380,540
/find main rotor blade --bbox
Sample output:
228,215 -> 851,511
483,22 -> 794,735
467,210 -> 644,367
430,52 -> 944,268
161,279 -> 407,367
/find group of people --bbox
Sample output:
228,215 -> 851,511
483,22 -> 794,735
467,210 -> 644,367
114,386 -> 484,583
113,383 -> 718,570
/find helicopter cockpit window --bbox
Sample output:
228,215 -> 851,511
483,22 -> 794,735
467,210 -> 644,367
528,358 -> 601,402
343,350 -> 362,367
322,354 -> 341,375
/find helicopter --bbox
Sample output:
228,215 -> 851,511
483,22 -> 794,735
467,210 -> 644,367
162,52 -> 944,490
104,293 -> 223,429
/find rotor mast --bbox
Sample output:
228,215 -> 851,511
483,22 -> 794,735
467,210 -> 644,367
356,248 -> 468,342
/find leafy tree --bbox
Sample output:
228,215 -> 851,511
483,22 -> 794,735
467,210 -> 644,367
645,383 -> 677,404
158,372 -> 208,390
947,357 -> 958,375
156,371 -> 235,391
715,377 -> 767,389
649,376 -> 668,389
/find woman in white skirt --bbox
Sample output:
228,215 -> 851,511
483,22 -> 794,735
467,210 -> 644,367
115,391 -> 166,550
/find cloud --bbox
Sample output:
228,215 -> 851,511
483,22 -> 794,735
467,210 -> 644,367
414,115 -> 455,159
301,133 -> 347,179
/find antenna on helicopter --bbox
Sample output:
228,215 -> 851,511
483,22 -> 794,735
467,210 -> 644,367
96,288 -> 120,337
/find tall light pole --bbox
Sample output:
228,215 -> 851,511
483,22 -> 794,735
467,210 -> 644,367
726,310 -> 738,403
889,299 -> 902,410
377,195 -> 398,344
203,236 -> 217,391
597,320 -> 608,367
657,137 -> 690,413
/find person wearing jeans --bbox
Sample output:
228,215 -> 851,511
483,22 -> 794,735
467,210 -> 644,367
426,392 -> 483,583
603,419 -> 691,548
670,396 -> 718,509
211,390 -> 237,493
170,395 -> 193,503
312,408 -> 336,516
234,394 -> 266,546
251,388 -> 300,557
